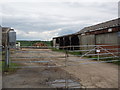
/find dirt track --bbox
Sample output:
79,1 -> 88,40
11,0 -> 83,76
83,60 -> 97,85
3,49 -> 118,88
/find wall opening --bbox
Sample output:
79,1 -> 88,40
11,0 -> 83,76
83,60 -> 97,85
71,35 -> 79,50
64,36 -> 70,50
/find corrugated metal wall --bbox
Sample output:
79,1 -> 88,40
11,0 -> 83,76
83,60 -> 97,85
80,34 -> 95,45
80,34 -> 95,54
95,32 -> 119,55
96,32 -> 118,45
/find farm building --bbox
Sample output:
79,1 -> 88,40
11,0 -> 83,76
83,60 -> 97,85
53,18 -> 120,54
16,42 -> 21,49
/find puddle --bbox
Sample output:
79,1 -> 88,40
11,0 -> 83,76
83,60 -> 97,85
48,79 -> 81,88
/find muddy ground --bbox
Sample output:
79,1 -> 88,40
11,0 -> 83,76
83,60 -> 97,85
2,48 -> 118,88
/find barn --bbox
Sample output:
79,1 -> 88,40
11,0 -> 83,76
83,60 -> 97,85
53,18 -> 120,55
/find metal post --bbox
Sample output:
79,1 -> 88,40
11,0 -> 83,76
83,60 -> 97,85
97,46 -> 100,61
97,52 -> 100,61
65,50 -> 67,67
69,36 -> 72,50
65,50 -> 68,88
63,37 -> 65,50
5,46 -> 10,68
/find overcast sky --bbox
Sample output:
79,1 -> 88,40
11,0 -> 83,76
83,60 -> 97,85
0,0 -> 119,41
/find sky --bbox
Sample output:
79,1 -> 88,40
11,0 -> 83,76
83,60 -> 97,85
0,0 -> 119,41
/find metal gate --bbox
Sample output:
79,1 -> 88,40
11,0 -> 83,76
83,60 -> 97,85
64,45 -> 120,65
3,45 -> 120,88
9,46 -> 81,88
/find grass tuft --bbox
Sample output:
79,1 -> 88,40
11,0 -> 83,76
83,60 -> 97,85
0,61 -> 19,74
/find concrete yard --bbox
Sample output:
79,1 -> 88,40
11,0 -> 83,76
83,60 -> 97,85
2,48 -> 118,88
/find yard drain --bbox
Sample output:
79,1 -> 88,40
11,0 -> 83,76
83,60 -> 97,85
48,79 -> 81,88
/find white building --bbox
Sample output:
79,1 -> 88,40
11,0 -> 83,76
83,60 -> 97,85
16,42 -> 21,49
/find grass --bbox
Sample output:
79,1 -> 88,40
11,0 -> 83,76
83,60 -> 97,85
17,40 -> 52,46
0,61 -> 19,74
52,48 -> 120,65
87,56 -> 120,65
0,61 -> 2,71
52,48 -> 66,53
68,51 -> 82,55
51,48 -> 82,55
0,51 -> 19,74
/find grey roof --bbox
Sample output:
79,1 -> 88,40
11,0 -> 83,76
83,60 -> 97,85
53,18 -> 120,39
76,18 -> 120,34
53,33 -> 77,39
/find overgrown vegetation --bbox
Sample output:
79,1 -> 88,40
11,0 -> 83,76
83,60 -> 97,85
17,40 -> 52,46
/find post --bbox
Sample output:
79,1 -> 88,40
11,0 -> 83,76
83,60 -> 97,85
97,52 -> 100,61
5,46 -> 10,68
96,46 -> 100,61
65,50 -> 68,67
69,36 -> 72,50
65,50 -> 68,88
63,37 -> 65,50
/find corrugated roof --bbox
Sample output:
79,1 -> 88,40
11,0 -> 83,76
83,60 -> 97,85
53,18 -> 120,39
76,18 -> 120,34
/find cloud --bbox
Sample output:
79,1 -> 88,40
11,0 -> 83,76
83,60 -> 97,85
1,0 -> 119,3
1,1 -> 118,40
15,28 -> 63,41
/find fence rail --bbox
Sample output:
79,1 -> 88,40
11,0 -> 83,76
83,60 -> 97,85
8,45 -> 120,66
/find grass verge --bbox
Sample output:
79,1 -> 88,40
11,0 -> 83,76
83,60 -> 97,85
0,61 -> 19,74
0,51 -> 19,74
87,56 -> 120,65
51,48 -> 82,55
52,48 -> 120,65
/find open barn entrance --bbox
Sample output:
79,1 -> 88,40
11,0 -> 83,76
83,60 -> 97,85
59,37 -> 64,49
64,36 -> 70,50
56,38 -> 59,44
71,35 -> 80,50
56,35 -> 80,50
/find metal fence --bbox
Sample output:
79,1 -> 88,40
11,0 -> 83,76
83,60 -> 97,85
9,46 -> 81,88
8,45 -> 120,67
59,45 -> 120,64
2,45 -> 120,88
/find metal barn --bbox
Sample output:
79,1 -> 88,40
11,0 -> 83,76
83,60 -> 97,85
53,18 -> 120,55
